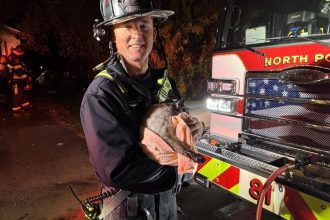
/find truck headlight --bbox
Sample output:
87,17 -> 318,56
206,98 -> 219,111
207,98 -> 236,114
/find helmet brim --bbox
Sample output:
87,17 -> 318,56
97,9 -> 174,27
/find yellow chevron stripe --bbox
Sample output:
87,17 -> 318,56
280,205 -> 293,220
198,158 -> 231,180
279,191 -> 329,220
300,192 -> 330,220
228,183 -> 239,195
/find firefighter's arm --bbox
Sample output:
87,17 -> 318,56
80,89 -> 177,194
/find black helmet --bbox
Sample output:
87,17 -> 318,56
97,0 -> 174,27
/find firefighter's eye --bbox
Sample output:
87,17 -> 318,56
140,24 -> 149,31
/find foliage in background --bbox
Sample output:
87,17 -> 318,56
159,0 -> 221,99
1,0 -> 222,99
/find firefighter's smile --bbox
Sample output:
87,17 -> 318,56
128,42 -> 145,50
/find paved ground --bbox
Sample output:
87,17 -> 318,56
0,95 -> 99,220
0,95 -> 281,220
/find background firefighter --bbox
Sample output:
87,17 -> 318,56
7,45 -> 32,112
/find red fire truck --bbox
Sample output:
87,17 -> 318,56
194,0 -> 330,219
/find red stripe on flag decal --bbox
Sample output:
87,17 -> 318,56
284,187 -> 317,220
213,166 -> 240,189
197,154 -> 212,170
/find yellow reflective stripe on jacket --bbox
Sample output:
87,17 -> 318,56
156,73 -> 172,103
21,74 -> 28,79
95,70 -> 127,94
96,70 -> 172,103
12,74 -> 28,79
7,64 -> 24,70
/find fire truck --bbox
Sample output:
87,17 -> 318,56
194,0 -> 330,219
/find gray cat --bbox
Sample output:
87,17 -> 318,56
141,101 -> 206,164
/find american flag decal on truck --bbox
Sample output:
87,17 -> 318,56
244,74 -> 330,154
246,78 -> 330,99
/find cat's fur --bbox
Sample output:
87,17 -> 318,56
141,101 -> 206,163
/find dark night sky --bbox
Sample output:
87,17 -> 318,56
1,0 -> 107,74
0,0 -> 99,29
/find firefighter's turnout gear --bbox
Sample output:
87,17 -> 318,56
80,55 -> 181,219
7,45 -> 31,112
81,1 -> 180,219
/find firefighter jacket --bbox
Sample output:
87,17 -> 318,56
80,55 -> 181,194
7,53 -> 29,83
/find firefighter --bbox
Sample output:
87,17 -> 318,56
80,0 -> 204,219
7,45 -> 31,112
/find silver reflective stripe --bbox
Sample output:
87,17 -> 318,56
98,190 -> 130,219
143,208 -> 154,220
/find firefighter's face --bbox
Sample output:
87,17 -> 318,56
113,16 -> 155,68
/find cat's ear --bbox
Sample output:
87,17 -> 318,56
175,100 -> 185,109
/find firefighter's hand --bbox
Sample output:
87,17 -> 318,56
178,112 -> 204,142
173,173 -> 194,194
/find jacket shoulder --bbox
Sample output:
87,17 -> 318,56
86,75 -> 116,95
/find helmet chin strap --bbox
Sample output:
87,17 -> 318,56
109,41 -> 117,57
92,41 -> 119,72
